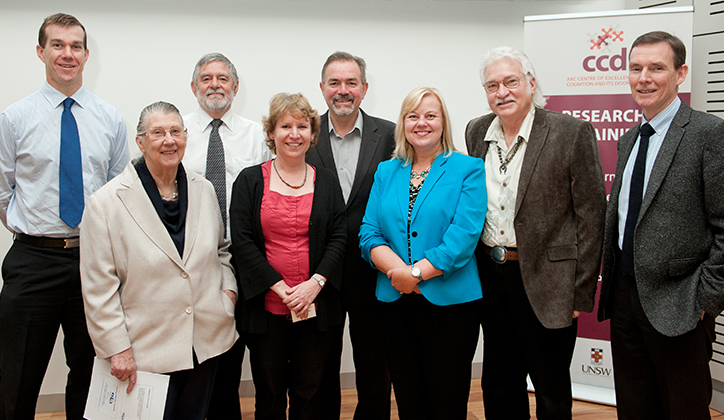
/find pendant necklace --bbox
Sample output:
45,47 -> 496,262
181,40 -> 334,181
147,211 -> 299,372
497,137 -> 523,174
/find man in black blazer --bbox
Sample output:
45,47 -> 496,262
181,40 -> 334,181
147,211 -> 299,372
598,31 -> 724,419
306,51 -> 395,420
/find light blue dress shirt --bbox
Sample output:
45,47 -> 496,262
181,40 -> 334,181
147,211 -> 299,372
617,97 -> 681,249
0,82 -> 129,237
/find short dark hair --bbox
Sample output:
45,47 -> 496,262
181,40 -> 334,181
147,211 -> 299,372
321,51 -> 367,85
630,31 -> 686,69
39,13 -> 87,50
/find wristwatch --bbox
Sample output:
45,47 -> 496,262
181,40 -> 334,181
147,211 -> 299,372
410,264 -> 423,282
312,274 -> 325,287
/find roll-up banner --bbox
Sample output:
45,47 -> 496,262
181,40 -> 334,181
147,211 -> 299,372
524,7 -> 693,405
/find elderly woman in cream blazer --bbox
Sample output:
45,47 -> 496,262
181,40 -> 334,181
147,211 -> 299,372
80,101 -> 237,420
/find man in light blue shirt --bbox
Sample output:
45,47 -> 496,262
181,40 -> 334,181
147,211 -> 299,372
0,13 -> 129,420
598,31 -> 724,419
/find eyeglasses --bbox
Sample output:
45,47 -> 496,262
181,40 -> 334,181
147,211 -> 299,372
484,76 -> 523,93
139,127 -> 187,141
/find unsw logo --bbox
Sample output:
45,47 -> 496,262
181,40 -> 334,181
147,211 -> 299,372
591,348 -> 604,365
581,347 -> 612,377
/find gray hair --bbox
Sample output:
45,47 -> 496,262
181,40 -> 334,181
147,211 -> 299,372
480,46 -> 547,108
136,101 -> 183,134
321,51 -> 367,85
192,52 -> 239,85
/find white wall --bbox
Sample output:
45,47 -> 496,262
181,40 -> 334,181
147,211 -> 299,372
0,0 -> 627,404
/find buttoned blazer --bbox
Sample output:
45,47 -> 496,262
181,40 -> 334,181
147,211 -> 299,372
359,152 -> 487,306
466,107 -> 606,329
80,162 -> 238,373
306,110 -> 396,309
598,102 -> 724,337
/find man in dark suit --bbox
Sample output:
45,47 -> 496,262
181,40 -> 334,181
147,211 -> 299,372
306,51 -> 395,420
598,31 -> 724,420
466,47 -> 606,420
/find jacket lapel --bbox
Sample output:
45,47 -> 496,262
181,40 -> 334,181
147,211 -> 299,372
182,170 -> 201,263
349,110 -> 381,205
639,103 -> 691,220
116,164 -> 185,269
515,108 -> 549,215
314,114 -> 338,173
410,154 -> 446,224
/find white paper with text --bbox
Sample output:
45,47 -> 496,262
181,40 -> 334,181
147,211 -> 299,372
84,357 -> 169,420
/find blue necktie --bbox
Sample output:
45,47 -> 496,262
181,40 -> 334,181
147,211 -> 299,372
59,97 -> 84,228
620,122 -> 655,277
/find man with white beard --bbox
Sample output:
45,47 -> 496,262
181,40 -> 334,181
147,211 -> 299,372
183,52 -> 270,420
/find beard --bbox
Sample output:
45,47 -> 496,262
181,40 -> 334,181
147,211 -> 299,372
197,88 -> 232,113
330,94 -> 356,116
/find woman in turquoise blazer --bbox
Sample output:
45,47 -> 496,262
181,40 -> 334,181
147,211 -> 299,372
359,87 -> 486,420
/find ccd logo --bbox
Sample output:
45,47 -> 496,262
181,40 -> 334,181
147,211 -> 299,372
583,47 -> 627,72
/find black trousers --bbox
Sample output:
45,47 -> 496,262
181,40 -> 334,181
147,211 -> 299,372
0,240 -> 95,420
318,307 -> 392,420
163,354 -> 219,420
383,294 -> 480,420
610,271 -> 715,420
247,312 -> 334,420
348,306 -> 391,420
207,244 -> 245,420
479,256 -> 578,420
205,337 -> 245,420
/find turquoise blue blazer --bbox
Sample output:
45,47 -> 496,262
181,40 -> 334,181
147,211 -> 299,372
359,151 -> 486,306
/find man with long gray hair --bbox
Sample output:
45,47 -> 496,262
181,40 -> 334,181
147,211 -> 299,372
466,46 -> 606,419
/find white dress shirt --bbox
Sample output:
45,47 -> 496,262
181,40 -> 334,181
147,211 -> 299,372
328,111 -> 363,203
183,108 -> 272,238
0,82 -> 129,237
481,105 -> 536,248
616,97 -> 681,250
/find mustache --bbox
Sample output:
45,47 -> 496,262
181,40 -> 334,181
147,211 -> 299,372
206,88 -> 226,97
496,97 -> 515,106
333,94 -> 354,102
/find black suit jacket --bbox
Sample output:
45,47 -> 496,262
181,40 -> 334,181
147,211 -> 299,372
306,109 -> 396,310
598,102 -> 724,337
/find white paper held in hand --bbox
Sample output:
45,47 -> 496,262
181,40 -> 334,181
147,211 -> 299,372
84,357 -> 170,420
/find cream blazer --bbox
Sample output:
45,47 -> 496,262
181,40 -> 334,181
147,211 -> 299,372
80,162 -> 238,373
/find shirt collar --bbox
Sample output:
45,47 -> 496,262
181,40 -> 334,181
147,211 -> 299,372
328,110 -> 364,138
41,81 -> 89,109
642,96 -> 681,134
485,105 -> 536,145
197,107 -> 235,132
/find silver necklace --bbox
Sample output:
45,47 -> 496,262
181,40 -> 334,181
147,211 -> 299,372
160,180 -> 179,201
496,137 -> 523,174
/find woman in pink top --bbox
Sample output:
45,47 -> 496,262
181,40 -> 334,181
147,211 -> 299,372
230,93 -> 346,420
